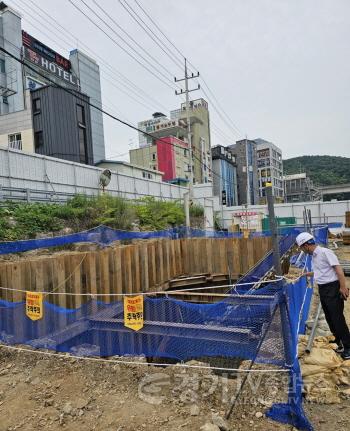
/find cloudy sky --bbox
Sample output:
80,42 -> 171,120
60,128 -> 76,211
13,0 -> 350,160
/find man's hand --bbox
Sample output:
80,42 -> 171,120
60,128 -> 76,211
299,271 -> 314,278
340,285 -> 349,300
334,265 -> 348,300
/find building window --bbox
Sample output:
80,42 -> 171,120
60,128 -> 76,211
32,98 -> 41,114
152,153 -> 156,160
77,104 -> 85,126
8,133 -> 22,150
78,127 -> 88,164
34,131 -> 43,149
3,96 -> 8,104
76,104 -> 88,164
33,98 -> 41,113
0,59 -> 5,73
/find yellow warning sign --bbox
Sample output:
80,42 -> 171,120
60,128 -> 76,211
26,292 -> 43,321
124,295 -> 144,331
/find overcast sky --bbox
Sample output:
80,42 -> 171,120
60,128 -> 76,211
15,0 -> 350,160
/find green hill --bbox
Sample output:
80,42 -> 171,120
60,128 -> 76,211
283,155 -> 350,186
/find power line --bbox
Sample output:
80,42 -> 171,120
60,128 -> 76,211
118,0 -> 184,71
198,77 -> 243,136
0,44 -> 228,187
26,0 -> 234,148
103,1 -> 239,147
130,0 -> 244,139
81,0 -> 181,82
12,0 -> 166,113
24,0 -> 169,111
133,0 -> 186,64
1,20 -> 236,192
0,27 -> 151,132
201,86 -> 242,138
67,0 -> 177,90
211,125 -> 234,145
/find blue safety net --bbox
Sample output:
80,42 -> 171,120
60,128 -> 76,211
0,224 -> 330,255
0,226 -> 330,430
0,279 -> 313,430
266,276 -> 312,430
0,226 -> 247,255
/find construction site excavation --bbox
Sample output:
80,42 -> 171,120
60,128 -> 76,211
0,214 -> 348,431
0,2 -> 350,429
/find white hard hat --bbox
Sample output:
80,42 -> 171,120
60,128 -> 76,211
295,232 -> 314,246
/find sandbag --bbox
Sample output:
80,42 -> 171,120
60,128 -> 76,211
301,363 -> 330,377
303,347 -> 342,368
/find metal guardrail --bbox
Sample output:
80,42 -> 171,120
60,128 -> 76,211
0,185 -> 185,204
0,185 -> 88,204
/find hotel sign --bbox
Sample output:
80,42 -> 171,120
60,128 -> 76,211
22,31 -> 79,89
23,47 -> 79,89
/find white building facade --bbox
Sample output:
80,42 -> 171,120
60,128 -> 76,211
255,138 -> 284,203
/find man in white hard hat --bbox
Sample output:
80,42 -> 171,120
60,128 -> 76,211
296,232 -> 350,360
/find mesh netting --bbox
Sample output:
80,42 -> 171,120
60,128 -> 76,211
0,226 -> 328,431
0,284 -> 282,363
0,281 -> 312,430
0,223 -> 329,255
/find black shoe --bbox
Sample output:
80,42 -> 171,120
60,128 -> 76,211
341,348 -> 350,360
334,342 -> 344,354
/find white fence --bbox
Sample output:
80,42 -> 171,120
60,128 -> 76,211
222,200 -> 350,228
0,148 -> 187,202
2,148 -> 348,229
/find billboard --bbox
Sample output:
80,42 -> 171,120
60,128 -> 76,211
22,31 -> 71,70
22,31 -> 79,89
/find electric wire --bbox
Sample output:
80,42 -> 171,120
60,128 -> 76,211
79,0 -> 182,81
67,0 -> 177,90
0,44 -> 229,186
0,33 -> 138,130
19,0 -> 237,159
127,0 -> 245,139
118,0 -> 184,71
92,0 -> 182,79
12,0 -> 164,113
23,0 -> 170,111
133,0 -> 186,64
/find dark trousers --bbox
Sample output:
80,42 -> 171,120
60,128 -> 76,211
318,280 -> 350,349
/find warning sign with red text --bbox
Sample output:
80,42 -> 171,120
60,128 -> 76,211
26,291 -> 43,321
124,295 -> 144,331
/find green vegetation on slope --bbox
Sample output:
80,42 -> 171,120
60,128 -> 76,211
283,156 -> 350,186
0,195 -> 204,241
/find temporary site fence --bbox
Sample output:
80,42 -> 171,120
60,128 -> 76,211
0,147 -> 187,203
0,226 -> 329,430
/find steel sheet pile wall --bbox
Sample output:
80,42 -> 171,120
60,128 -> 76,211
0,237 -> 272,308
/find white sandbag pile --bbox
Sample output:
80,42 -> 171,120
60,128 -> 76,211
298,335 -> 350,403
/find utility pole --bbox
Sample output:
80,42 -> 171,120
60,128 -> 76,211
265,183 -> 282,275
175,59 -> 200,228
244,136 -> 251,233
245,136 -> 251,207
